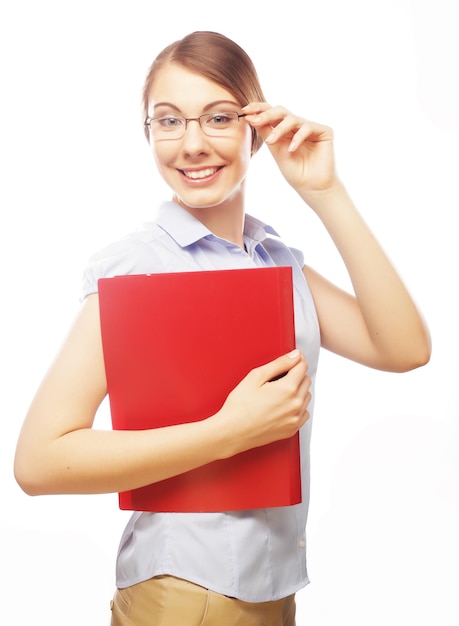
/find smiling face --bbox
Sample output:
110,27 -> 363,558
146,63 -> 253,215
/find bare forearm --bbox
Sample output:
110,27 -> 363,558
16,417 -> 225,496
15,351 -> 310,496
301,181 -> 431,368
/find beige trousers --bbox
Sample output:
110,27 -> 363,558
110,575 -> 296,626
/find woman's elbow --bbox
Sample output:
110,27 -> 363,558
391,336 -> 432,373
409,327 -> 432,370
14,466 -> 39,497
14,448 -> 51,496
406,345 -> 431,371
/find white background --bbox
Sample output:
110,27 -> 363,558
1,1 -> 458,624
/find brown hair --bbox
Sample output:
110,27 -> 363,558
142,31 -> 266,154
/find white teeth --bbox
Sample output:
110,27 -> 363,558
183,167 -> 218,179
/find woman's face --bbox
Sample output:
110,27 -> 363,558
146,63 -> 253,212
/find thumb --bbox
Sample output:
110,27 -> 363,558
252,121 -> 274,143
241,105 -> 275,144
256,349 -> 301,383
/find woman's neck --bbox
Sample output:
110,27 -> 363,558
173,193 -> 245,248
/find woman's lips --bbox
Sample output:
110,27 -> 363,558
179,166 -> 223,183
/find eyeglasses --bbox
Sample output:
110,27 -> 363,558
144,111 -> 248,140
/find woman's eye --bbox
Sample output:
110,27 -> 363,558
209,114 -> 231,125
159,117 -> 183,128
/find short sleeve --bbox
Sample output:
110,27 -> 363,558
288,246 -> 305,269
80,232 -> 165,300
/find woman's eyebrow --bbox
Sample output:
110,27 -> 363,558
153,99 -> 241,114
153,102 -> 181,113
203,100 -> 241,111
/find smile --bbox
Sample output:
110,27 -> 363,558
180,167 -> 222,180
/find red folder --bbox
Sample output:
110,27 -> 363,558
98,267 -> 301,512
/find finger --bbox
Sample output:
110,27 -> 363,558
287,121 -> 334,152
296,377 -> 312,421
254,349 -> 302,384
245,106 -> 333,151
264,115 -> 307,146
300,401 -> 311,427
243,104 -> 290,123
270,357 -> 308,390
264,116 -> 331,148
241,102 -> 271,115
297,373 -> 311,400
242,105 -> 291,142
247,107 -> 306,145
284,359 -> 309,388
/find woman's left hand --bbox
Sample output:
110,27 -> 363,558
243,102 -> 337,198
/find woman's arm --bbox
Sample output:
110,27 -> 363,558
244,104 -> 431,372
301,182 -> 431,371
14,294 -> 311,496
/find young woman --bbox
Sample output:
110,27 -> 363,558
14,31 -> 431,626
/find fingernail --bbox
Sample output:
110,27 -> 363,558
288,349 -> 300,358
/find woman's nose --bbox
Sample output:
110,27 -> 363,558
180,119 -> 209,155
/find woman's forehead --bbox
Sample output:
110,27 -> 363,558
148,63 -> 238,111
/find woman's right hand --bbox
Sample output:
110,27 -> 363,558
214,349 -> 311,458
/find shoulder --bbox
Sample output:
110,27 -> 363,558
262,235 -> 305,269
80,223 -> 167,299
244,213 -> 305,269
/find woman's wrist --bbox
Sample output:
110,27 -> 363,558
298,177 -> 348,215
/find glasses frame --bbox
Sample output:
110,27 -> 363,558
144,111 -> 248,139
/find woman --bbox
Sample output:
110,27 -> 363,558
14,31 -> 431,626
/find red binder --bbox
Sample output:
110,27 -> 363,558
98,267 -> 301,512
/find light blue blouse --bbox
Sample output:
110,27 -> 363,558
82,201 -> 321,602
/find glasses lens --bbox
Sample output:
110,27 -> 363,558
202,112 -> 239,136
152,116 -> 185,139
